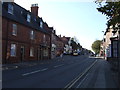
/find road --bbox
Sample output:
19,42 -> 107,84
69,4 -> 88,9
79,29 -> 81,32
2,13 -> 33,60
2,55 -> 117,88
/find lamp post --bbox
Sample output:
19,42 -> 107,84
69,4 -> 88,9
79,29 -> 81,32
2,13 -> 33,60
102,31 -> 105,59
118,29 -> 120,88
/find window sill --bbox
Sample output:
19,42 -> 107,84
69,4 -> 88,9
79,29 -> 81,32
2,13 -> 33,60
10,56 -> 16,57
8,12 -> 14,15
30,56 -> 34,57
12,34 -> 17,36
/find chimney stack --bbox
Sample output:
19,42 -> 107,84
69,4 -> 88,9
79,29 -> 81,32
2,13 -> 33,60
31,4 -> 39,17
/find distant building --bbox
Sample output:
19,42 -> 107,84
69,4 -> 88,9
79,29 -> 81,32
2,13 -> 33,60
44,24 -> 57,59
60,36 -> 72,54
56,35 -> 64,56
103,25 -> 119,60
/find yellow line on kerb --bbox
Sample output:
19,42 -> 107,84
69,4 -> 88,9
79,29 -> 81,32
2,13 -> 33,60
64,59 -> 98,89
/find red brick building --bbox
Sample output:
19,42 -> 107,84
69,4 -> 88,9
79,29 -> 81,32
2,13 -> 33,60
56,35 -> 64,56
60,36 -> 72,54
44,25 -> 57,59
2,2 -> 51,63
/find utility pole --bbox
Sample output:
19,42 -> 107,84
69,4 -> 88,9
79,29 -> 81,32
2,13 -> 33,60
117,34 -> 120,88
102,31 -> 105,59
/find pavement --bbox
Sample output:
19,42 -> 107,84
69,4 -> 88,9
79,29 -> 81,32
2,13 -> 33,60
1,56 -> 62,71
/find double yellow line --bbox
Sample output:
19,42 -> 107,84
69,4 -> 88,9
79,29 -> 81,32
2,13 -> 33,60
64,59 -> 98,89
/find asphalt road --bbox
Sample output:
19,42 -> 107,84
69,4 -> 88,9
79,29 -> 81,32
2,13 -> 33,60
2,55 -> 117,88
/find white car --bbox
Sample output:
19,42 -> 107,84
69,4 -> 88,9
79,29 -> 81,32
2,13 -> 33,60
73,51 -> 78,56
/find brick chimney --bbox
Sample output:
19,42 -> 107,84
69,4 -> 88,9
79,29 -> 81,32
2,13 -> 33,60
31,4 -> 39,17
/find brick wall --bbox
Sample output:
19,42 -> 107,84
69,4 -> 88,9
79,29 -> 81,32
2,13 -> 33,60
2,17 -> 51,63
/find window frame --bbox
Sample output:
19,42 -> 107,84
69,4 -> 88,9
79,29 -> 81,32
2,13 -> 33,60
30,47 -> 34,57
8,4 -> 13,14
40,21 -> 43,28
43,49 -> 48,57
12,24 -> 17,36
30,30 -> 35,40
43,34 -> 46,42
10,44 -> 16,57
27,14 -> 31,22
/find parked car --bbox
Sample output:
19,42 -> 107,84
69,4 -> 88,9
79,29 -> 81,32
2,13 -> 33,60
73,51 -> 78,56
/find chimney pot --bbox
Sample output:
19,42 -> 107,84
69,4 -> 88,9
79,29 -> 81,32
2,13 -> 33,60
31,4 -> 39,17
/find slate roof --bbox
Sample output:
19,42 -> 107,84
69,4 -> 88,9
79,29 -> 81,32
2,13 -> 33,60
60,36 -> 71,45
2,2 -> 50,35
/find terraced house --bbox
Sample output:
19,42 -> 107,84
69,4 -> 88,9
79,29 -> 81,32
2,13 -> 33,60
2,2 -> 51,63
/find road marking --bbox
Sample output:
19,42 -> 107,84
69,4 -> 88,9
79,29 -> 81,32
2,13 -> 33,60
22,68 -> 48,76
54,64 -> 64,68
76,73 -> 89,88
64,59 -> 98,89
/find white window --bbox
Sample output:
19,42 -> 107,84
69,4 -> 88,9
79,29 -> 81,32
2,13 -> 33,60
10,44 -> 16,56
43,34 -> 46,42
21,11 -> 23,14
30,30 -> 35,40
27,14 -> 31,22
43,49 -> 48,56
40,21 -> 43,28
12,24 -> 17,36
34,17 -> 36,21
8,4 -> 13,14
30,47 -> 34,57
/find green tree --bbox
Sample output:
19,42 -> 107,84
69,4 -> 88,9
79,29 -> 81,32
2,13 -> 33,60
77,43 -> 82,49
95,0 -> 120,29
70,38 -> 81,50
70,39 -> 78,51
91,40 -> 102,54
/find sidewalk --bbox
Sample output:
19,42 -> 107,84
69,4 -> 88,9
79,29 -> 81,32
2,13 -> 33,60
94,59 -> 118,88
2,56 -> 62,71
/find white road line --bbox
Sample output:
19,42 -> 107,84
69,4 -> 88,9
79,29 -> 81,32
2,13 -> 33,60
64,59 -> 98,89
54,64 -> 64,68
22,68 -> 48,76
76,73 -> 89,88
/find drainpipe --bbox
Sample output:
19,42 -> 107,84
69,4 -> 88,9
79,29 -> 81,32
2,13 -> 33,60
118,29 -> 120,88
5,19 -> 9,64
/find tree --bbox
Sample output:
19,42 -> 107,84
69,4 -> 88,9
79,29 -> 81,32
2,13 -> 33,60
95,0 -> 120,29
95,0 -> 120,86
77,43 -> 82,49
91,40 -> 102,54
70,37 -> 81,51
70,39 -> 78,51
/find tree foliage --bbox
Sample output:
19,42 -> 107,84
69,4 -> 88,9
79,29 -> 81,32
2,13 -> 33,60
95,0 -> 120,29
70,38 -> 81,51
91,40 -> 102,54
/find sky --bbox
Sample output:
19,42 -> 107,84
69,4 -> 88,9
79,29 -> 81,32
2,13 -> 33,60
14,0 -> 107,50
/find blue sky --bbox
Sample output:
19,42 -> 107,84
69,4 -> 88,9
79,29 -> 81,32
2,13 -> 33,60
14,0 -> 107,50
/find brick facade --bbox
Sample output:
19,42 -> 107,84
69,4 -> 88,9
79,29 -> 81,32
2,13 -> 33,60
56,35 -> 64,56
2,2 -> 51,63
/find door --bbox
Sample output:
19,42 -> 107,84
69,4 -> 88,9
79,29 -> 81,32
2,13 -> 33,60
40,47 -> 43,60
37,47 -> 40,60
20,46 -> 25,62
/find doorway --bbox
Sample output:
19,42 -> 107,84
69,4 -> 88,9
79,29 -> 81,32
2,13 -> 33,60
20,46 -> 25,62
37,47 -> 40,60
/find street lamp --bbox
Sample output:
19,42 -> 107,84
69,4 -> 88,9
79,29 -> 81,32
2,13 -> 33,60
102,31 -> 105,59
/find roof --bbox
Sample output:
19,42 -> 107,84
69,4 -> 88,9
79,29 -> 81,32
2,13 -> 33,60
60,36 -> 71,44
2,2 -> 50,35
55,35 -> 64,43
